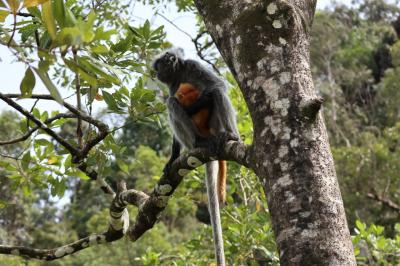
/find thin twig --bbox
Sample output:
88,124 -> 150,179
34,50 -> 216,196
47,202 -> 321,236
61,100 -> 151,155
73,50 -> 83,149
7,14 -> 17,47
0,153 -> 19,160
156,12 -> 193,39
238,177 -> 248,206
157,12 -> 220,74
367,192 -> 400,212
193,31 -> 220,74
16,12 -> 34,17
26,98 -> 40,130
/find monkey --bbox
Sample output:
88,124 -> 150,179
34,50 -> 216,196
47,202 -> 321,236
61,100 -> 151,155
153,48 -> 239,266
175,82 -> 228,203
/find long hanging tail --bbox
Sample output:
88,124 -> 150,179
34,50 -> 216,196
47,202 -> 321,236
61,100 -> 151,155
217,160 -> 226,204
205,161 -> 225,266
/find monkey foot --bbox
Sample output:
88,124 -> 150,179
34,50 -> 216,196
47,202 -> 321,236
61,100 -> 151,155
196,132 -> 238,156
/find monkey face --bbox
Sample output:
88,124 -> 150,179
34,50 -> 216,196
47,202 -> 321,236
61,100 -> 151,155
153,52 -> 180,83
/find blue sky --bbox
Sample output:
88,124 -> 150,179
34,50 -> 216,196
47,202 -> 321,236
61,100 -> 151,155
0,0 -> 342,112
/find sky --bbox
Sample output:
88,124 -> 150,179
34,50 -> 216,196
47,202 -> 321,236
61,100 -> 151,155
0,0 -> 343,113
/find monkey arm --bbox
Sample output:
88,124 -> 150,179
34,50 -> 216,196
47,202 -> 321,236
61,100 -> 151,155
167,96 -> 200,149
184,90 -> 213,116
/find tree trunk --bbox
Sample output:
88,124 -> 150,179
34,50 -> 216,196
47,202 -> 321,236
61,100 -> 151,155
194,0 -> 356,265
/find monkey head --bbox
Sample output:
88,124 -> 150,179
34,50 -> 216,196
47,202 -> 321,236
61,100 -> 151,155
152,48 -> 184,84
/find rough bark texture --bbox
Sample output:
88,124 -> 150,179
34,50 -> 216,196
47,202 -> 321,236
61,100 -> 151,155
194,0 -> 356,265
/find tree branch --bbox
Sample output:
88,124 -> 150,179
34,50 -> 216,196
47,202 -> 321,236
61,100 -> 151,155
2,94 -> 109,161
1,93 -> 112,196
367,192 -> 400,212
0,183 -> 148,260
0,140 -> 248,260
16,12 -> 34,17
0,113 -> 76,145
128,140 -> 251,240
0,93 -> 79,155
77,162 -> 116,197
2,94 -> 107,129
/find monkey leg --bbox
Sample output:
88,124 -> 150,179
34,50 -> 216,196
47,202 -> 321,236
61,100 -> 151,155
163,137 -> 181,176
167,96 -> 200,149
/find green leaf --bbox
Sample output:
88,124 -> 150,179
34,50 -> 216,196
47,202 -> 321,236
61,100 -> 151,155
0,10 -> 9,22
75,169 -> 90,180
41,0 -> 57,39
19,23 -> 40,42
52,0 -> 76,28
91,45 -> 109,54
53,0 -> 68,27
355,220 -> 366,232
116,159 -> 129,174
102,90 -> 119,111
86,10 -> 95,28
56,26 -> 81,46
41,110 -> 48,121
35,138 -> 51,146
64,154 -> 71,169
50,178 -> 66,196
23,0 -> 47,8
33,67 -> 63,104
22,185 -> 31,196
87,86 -> 98,103
20,67 -> 35,97
38,31 -> 52,48
143,19 -> 150,39
64,58 -> 97,87
63,4 -> 76,26
27,6 -> 41,18
21,152 -> 31,170
38,59 -> 51,72
94,27 -> 116,41
78,57 -> 121,85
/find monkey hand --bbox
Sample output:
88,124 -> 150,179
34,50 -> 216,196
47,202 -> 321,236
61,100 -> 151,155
214,132 -> 239,155
166,96 -> 181,109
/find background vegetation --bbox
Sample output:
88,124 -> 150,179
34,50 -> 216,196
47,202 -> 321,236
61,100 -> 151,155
0,0 -> 399,265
